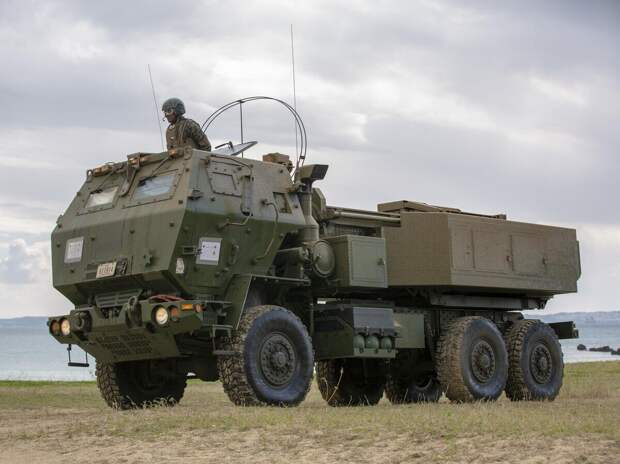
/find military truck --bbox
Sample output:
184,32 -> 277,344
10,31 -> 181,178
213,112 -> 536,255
48,103 -> 580,408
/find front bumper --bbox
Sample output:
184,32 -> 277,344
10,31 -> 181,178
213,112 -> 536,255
47,299 -> 221,364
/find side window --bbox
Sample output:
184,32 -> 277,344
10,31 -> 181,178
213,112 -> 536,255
78,185 -> 120,214
85,186 -> 118,208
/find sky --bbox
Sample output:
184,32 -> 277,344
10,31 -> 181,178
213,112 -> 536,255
0,0 -> 618,317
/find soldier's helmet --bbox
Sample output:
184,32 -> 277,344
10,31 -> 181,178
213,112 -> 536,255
162,97 -> 186,116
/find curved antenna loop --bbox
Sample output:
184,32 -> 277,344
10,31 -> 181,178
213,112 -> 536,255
202,96 -> 308,172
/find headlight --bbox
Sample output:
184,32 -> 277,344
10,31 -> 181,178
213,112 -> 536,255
154,306 -> 169,325
50,320 -> 61,336
60,319 -> 71,336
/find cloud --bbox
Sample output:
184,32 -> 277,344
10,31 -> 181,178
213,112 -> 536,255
529,76 -> 587,107
546,224 -> 620,312
0,239 -> 50,284
0,198 -> 60,237
0,0 -> 617,314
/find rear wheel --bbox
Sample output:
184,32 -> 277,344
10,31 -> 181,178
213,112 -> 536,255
217,305 -> 314,406
96,360 -> 187,410
316,359 -> 386,406
436,316 -> 508,403
505,320 -> 563,401
385,354 -> 441,404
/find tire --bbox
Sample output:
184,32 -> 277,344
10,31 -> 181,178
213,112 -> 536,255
217,305 -> 314,406
385,355 -> 441,404
436,316 -> 508,403
505,320 -> 563,401
316,359 -> 386,406
96,360 -> 187,410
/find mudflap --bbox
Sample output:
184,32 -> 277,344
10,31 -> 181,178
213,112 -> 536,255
548,320 -> 579,339
222,274 -> 254,330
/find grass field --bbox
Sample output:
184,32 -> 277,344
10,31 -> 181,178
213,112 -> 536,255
1,362 -> 618,463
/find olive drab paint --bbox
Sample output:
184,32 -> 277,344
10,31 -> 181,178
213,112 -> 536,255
52,148 -> 300,306
48,141 -> 581,408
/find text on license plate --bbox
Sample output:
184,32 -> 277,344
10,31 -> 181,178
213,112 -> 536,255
96,261 -> 117,278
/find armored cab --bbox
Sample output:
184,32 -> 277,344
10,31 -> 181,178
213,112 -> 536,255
48,141 -> 580,409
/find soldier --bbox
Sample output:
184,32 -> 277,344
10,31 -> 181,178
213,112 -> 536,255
162,97 -> 212,151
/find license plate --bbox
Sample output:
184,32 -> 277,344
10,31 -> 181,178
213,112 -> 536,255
96,261 -> 117,278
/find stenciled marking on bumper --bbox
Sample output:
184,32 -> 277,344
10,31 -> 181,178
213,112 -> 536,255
48,303 -> 206,363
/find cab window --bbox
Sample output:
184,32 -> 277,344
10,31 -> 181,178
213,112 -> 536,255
133,173 -> 176,201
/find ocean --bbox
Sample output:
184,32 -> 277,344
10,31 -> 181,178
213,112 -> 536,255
1,313 -> 619,381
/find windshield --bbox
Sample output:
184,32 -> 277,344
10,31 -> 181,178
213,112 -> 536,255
133,173 -> 176,200
85,186 -> 118,208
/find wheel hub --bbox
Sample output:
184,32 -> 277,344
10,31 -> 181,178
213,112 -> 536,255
259,333 -> 297,387
471,340 -> 496,383
272,351 -> 287,368
530,344 -> 553,384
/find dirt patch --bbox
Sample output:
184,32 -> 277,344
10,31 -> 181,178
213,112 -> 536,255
2,429 -> 618,464
1,362 -> 619,463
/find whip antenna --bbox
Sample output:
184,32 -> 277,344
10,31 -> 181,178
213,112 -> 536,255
290,24 -> 298,166
148,64 -> 165,151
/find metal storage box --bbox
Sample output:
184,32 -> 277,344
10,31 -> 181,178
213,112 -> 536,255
325,235 -> 388,288
312,304 -> 397,359
381,212 -> 580,295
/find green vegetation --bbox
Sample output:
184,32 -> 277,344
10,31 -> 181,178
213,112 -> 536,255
1,362 -> 618,464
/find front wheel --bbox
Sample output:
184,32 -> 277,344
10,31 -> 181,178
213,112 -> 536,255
217,305 -> 314,406
96,360 -> 187,410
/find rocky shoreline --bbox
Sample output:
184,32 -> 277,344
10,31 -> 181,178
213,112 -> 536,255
577,344 -> 620,356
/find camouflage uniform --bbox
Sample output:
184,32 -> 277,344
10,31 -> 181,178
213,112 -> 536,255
166,116 -> 212,151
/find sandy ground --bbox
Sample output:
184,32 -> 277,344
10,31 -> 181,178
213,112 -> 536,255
1,362 -> 619,463
1,414 -> 617,464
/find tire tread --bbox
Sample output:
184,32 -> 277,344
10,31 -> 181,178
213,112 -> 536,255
95,361 -> 186,410
316,359 -> 385,407
436,317 -> 478,403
